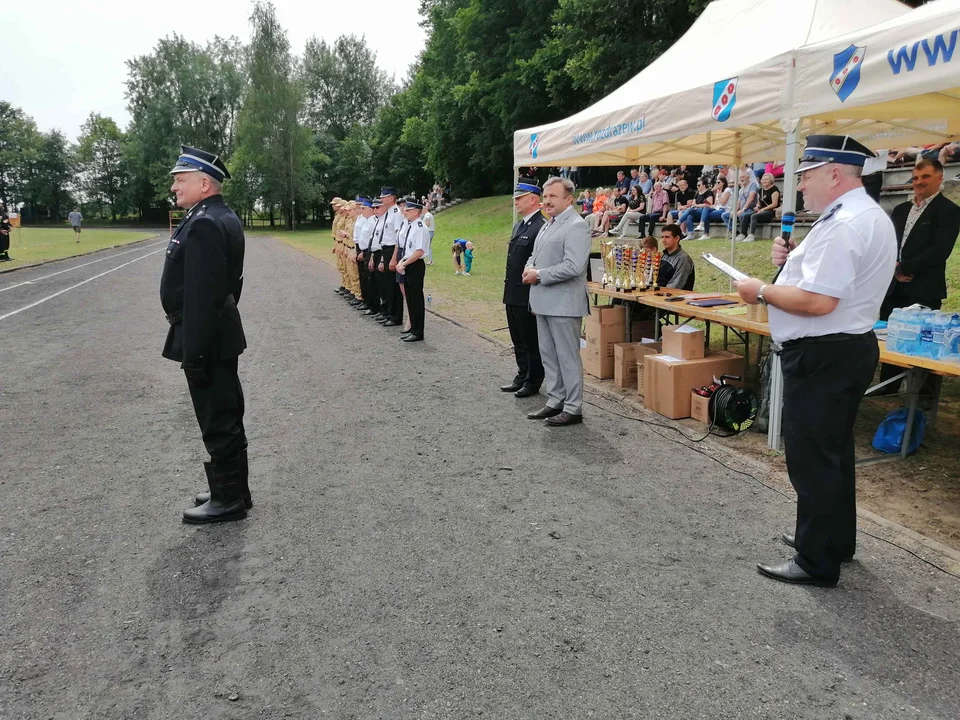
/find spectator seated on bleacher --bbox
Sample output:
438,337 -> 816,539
595,188 -> 628,237
765,161 -> 785,178
729,170 -> 759,239
611,185 -> 647,237
695,176 -> 731,240
740,172 -> 780,243
639,171 -> 653,195
639,181 -> 671,237
939,142 -> 960,174
615,170 -> 630,194
678,178 -> 715,239
587,187 -> 610,233
890,144 -> 945,166
669,178 -> 696,224
576,189 -> 594,216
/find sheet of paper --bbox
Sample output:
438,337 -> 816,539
701,253 -> 750,282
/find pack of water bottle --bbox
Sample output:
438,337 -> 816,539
886,305 -> 960,362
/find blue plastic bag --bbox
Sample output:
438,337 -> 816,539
872,407 -> 926,455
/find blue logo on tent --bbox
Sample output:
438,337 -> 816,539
711,78 -> 737,123
831,44 -> 866,103
529,133 -> 540,159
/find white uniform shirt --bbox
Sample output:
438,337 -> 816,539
398,218 -> 413,258
352,215 -> 367,247
382,205 -> 403,247
770,186 -> 896,344
401,218 -> 428,262
369,214 -> 385,251
361,215 -> 380,251
422,211 -> 435,233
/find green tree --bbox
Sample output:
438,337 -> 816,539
0,102 -> 42,210
234,1 -> 317,229
302,34 -> 394,142
124,34 -> 247,220
76,113 -> 126,220
23,130 -> 75,222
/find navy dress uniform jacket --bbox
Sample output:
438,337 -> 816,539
160,194 -> 247,365
889,193 -> 960,309
503,212 -> 546,306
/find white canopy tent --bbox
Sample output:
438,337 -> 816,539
512,0 -> 910,169
791,0 -> 960,150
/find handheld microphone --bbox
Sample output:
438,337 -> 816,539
780,212 -> 796,244
772,211 -> 796,283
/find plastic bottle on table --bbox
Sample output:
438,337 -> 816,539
932,311 -> 952,359
886,308 -> 903,353
902,308 -> 922,356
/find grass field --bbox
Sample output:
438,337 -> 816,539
265,198 -> 960,549
0,227 -> 162,270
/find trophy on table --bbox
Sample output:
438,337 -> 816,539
651,250 -> 662,291
614,245 -> 623,291
601,241 -> 614,288
629,246 -> 640,291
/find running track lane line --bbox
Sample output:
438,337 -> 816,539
0,248 -> 166,322
0,239 -> 167,293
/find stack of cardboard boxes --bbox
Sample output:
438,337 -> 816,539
581,305 -> 655,380
643,326 -> 745,420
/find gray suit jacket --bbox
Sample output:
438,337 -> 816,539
525,206 -> 591,317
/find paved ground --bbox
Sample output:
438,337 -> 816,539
0,235 -> 958,720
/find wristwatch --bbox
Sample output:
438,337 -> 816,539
757,284 -> 768,306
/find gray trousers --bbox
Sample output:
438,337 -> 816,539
536,314 -> 584,415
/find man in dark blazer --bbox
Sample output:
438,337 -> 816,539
161,145 -> 250,524
879,158 -> 960,389
501,179 -> 547,398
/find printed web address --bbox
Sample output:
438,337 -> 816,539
572,118 -> 646,145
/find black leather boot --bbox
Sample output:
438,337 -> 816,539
195,452 -> 252,508
183,460 -> 247,524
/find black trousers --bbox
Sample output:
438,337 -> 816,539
377,246 -> 403,323
404,259 -> 426,338
186,357 -> 247,467
0,231 -> 9,254
359,255 -> 378,312
505,303 -> 544,387
877,284 -> 941,392
780,332 -> 878,580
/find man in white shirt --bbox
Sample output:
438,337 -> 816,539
397,198 -> 428,342
378,187 -> 405,326
422,202 -> 436,264
360,199 -> 386,316
736,135 -> 896,588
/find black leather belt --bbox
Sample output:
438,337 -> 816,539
779,331 -> 872,351
165,294 -> 235,326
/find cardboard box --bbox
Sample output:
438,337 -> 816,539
582,305 -> 626,378
634,341 -> 663,397
746,303 -> 769,323
661,325 -> 705,360
613,341 -> 661,388
690,392 -> 711,423
643,351 -> 745,419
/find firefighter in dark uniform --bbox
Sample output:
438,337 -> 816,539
501,179 -> 547,397
161,146 -> 250,524
0,202 -> 12,262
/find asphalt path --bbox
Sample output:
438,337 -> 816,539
0,235 -> 957,719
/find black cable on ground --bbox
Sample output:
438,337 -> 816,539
583,390 -> 960,581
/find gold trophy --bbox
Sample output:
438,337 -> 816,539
614,245 -> 623,291
652,250 -> 662,291
629,246 -> 640,291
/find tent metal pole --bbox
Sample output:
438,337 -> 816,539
729,134 -> 742,289
512,167 -> 519,226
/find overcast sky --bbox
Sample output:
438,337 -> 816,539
2,0 -> 427,142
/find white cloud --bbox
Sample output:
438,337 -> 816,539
1,0 -> 427,141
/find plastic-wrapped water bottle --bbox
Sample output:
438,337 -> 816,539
903,308 -> 923,356
943,326 -> 960,363
886,308 -> 903,353
932,311 -> 952,359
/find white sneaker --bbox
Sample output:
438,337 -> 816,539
735,234 -> 745,241
684,233 -> 694,241
700,234 -> 710,241
742,234 -> 755,243
694,223 -> 705,232
455,271 -> 462,275
464,272 -> 471,276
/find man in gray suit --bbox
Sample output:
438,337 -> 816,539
522,176 -> 592,426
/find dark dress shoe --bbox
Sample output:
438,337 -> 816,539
383,320 -> 400,327
782,533 -> 853,562
362,309 -> 377,316
402,335 -> 423,343
527,406 -> 563,420
355,303 -> 369,310
501,381 -> 523,392
514,386 -> 540,398
545,411 -> 583,426
756,558 -> 838,587
335,287 -> 346,295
